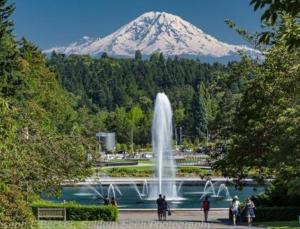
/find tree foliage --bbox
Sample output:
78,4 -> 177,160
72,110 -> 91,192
0,0 -> 94,224
250,0 -> 300,49
214,0 -> 300,200
49,52 -> 233,144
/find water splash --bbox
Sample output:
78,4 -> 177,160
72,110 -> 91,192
216,184 -> 232,201
107,184 -> 116,199
177,181 -> 184,193
113,184 -> 123,196
203,180 -> 216,197
132,182 -> 143,200
149,93 -> 177,199
200,181 -> 232,200
142,179 -> 149,196
86,185 -> 104,199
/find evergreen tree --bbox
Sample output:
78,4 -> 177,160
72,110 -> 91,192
134,50 -> 142,61
191,85 -> 208,141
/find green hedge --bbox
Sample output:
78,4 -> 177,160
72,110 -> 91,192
105,167 -> 153,177
31,201 -> 118,221
229,207 -> 300,222
255,207 -> 300,221
104,166 -> 211,177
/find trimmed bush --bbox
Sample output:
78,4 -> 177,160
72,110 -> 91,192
104,166 -> 211,177
177,167 -> 211,176
255,207 -> 300,222
229,206 -> 300,222
31,201 -> 118,221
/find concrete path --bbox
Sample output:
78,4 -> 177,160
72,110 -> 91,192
91,210 -> 264,229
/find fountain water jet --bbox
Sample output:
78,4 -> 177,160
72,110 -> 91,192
216,184 -> 232,201
132,182 -> 143,200
142,179 -> 149,196
113,184 -> 123,196
149,93 -> 177,199
107,184 -> 116,199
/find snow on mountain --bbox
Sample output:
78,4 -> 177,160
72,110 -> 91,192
44,11 -> 258,58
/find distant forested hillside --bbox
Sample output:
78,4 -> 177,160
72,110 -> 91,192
49,51 -> 251,148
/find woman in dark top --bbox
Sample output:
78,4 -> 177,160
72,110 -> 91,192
202,196 -> 210,222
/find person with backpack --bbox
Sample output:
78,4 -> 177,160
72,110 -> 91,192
201,196 -> 210,222
230,195 -> 240,226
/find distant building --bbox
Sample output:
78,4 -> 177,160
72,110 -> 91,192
96,132 -> 116,152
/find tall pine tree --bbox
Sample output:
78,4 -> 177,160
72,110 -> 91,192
191,84 -> 207,141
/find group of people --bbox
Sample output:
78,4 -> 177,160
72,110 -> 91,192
202,195 -> 256,226
105,193 -> 256,226
103,195 -> 117,207
156,194 -> 170,221
230,196 -> 256,226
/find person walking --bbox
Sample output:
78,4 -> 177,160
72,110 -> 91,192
111,197 -> 118,207
244,197 -> 255,226
103,195 -> 110,205
156,194 -> 164,221
230,195 -> 240,226
201,196 -> 210,222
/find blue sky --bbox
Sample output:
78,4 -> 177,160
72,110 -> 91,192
12,0 -> 263,49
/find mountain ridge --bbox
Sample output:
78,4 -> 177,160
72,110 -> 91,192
45,11 -> 258,59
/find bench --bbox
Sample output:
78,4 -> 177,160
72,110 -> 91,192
37,208 -> 66,221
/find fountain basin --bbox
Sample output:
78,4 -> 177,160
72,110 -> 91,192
41,182 -> 265,209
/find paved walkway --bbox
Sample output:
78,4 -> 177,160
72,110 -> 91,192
91,210 -> 264,229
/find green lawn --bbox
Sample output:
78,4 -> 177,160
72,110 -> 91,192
257,221 -> 300,229
96,165 -> 211,177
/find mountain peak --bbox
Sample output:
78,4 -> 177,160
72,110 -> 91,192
44,11 -> 259,60
139,11 -> 181,20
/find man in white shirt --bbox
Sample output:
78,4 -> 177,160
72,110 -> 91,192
231,195 -> 240,226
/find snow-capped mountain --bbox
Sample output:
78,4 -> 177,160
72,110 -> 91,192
45,11 -> 258,58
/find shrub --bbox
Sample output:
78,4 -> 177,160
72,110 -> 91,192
104,166 -> 212,177
229,206 -> 300,222
105,167 -> 153,177
252,181 -> 300,207
31,201 -> 118,221
0,185 -> 34,226
176,167 -> 211,176
255,207 -> 300,221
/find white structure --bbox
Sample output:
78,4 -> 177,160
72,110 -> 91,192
96,132 -> 116,152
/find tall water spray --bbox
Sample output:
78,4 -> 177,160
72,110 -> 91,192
149,93 -> 177,199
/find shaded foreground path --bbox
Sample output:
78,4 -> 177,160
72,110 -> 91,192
91,210 -> 264,229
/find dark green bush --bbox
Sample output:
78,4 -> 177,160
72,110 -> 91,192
255,207 -> 300,221
252,182 -> 300,207
229,206 -> 300,222
31,201 -> 118,221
